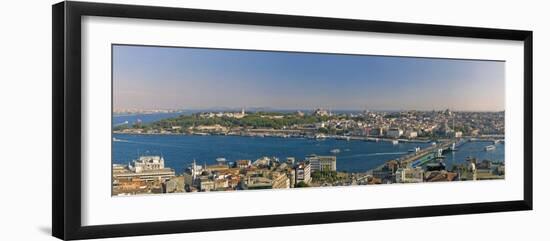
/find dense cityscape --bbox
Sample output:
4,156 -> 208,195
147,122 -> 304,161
112,108 -> 505,195
111,44 -> 505,196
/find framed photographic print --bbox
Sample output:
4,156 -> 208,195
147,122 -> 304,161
52,1 -> 533,240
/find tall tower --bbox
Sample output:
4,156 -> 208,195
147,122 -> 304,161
470,160 -> 477,181
191,159 -> 197,183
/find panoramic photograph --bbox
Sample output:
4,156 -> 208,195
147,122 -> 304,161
111,45 -> 505,196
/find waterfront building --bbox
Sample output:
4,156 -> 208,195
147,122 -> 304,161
306,155 -> 337,172
404,130 -> 418,139
131,155 -> 165,173
369,127 -> 384,137
395,167 -> 424,183
113,156 -> 175,184
236,160 -> 252,169
295,162 -> 312,184
253,157 -> 271,167
386,128 -> 403,139
194,124 -> 228,133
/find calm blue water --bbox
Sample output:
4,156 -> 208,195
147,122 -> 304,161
112,134 -> 505,173
443,141 -> 505,167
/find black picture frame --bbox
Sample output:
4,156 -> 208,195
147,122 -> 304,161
52,1 -> 533,240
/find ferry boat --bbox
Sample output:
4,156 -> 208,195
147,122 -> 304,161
484,145 -> 496,151
216,157 -> 227,165
193,132 -> 210,136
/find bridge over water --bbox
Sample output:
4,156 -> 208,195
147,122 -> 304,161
398,139 -> 468,168
368,137 -> 502,172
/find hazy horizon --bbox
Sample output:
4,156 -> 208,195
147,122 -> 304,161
113,107 -> 505,113
113,45 -> 505,112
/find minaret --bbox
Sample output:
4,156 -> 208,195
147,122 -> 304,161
452,110 -> 456,139
192,159 -> 197,183
470,160 -> 477,181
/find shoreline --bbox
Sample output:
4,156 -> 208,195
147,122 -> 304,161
113,130 -> 437,144
113,130 -> 504,176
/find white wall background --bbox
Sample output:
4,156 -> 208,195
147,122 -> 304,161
0,0 -> 546,240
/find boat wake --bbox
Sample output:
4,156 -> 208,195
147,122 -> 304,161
112,138 -> 197,149
112,137 -> 129,143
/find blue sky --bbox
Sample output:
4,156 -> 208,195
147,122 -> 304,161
113,45 -> 504,111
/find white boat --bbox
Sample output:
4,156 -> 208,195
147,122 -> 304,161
391,140 -> 399,145
193,132 -> 210,136
484,145 -> 496,151
315,134 -> 326,139
330,149 -> 341,154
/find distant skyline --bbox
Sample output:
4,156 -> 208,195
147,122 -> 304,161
113,45 -> 505,111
